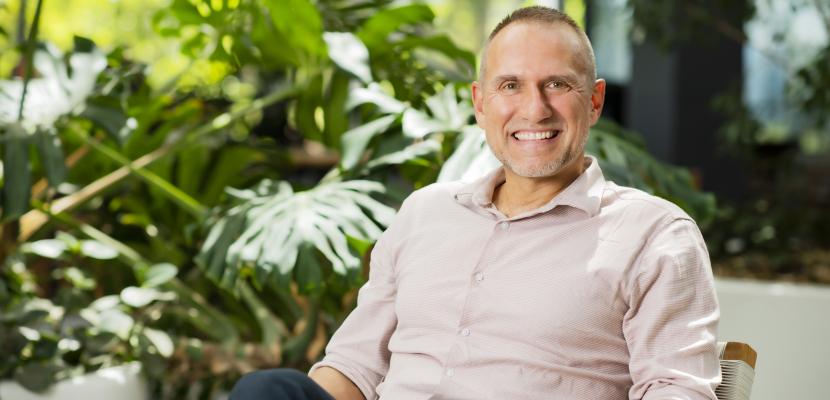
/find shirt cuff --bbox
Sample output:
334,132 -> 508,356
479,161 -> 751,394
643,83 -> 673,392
309,357 -> 378,400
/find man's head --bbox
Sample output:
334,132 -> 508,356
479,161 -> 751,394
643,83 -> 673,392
472,6 -> 605,180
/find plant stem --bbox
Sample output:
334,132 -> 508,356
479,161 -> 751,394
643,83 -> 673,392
17,0 -> 44,121
69,124 -> 207,218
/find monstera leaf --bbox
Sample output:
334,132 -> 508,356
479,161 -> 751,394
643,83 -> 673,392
196,179 -> 395,292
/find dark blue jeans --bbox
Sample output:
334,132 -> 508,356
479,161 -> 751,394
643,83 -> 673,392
229,368 -> 335,400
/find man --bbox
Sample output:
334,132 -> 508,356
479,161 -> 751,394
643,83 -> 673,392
231,6 -> 721,400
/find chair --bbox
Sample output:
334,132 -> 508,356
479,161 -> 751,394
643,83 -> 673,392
716,341 -> 757,400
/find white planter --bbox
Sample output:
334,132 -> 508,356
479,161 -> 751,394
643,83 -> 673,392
716,277 -> 830,400
0,362 -> 148,400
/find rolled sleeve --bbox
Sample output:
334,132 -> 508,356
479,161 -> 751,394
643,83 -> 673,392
624,218 -> 721,400
309,227 -> 399,400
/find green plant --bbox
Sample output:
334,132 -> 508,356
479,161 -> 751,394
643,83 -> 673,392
0,233 -> 176,392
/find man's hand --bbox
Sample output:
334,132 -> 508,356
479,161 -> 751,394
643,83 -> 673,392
309,366 -> 365,400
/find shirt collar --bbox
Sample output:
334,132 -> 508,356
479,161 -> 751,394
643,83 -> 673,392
453,155 -> 606,218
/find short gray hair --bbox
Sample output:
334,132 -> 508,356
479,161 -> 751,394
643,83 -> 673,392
479,6 -> 597,85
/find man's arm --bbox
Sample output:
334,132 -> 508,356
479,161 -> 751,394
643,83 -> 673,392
625,218 -> 721,400
309,366 -> 364,400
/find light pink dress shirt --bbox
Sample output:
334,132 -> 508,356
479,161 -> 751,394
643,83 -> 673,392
311,156 -> 721,399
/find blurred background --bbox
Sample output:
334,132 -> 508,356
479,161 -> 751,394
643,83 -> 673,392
0,0 -> 828,399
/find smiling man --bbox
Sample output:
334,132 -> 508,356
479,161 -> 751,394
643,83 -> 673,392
230,6 -> 721,400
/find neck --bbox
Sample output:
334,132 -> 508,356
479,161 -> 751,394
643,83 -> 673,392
494,156 -> 586,218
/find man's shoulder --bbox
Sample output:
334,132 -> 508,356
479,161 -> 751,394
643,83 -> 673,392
602,181 -> 693,222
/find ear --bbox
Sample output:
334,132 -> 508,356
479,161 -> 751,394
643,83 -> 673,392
589,79 -> 606,125
471,81 -> 485,128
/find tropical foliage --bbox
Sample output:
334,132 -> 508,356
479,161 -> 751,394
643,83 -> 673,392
0,0 -> 714,397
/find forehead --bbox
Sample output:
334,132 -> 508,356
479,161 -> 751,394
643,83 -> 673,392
484,22 -> 585,79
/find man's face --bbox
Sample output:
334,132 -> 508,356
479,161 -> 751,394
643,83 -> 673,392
472,22 -> 605,179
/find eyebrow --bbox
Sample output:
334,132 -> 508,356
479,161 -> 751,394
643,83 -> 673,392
490,73 -> 583,86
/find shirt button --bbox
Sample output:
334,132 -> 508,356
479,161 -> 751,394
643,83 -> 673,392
461,328 -> 471,336
446,368 -> 455,377
499,221 -> 509,230
474,272 -> 484,282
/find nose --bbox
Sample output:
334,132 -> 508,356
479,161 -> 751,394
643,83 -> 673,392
520,85 -> 553,122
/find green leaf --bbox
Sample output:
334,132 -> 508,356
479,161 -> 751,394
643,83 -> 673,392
80,103 -> 136,145
32,128 -> 66,187
89,295 -> 121,311
402,108 -> 450,138
323,71 -> 351,145
198,179 -> 394,290
324,32 -> 372,83
120,286 -> 174,308
397,34 -> 476,73
14,361 -> 61,392
262,0 -> 326,62
80,240 -> 119,260
143,263 -> 178,288
143,327 -> 174,357
365,139 -> 441,170
358,4 -> 435,50
340,114 -> 397,170
294,73 -> 324,143
294,244 -> 324,296
346,83 -> 407,114
98,309 -> 134,340
24,239 -> 68,259
63,266 -> 96,290
1,133 -> 31,220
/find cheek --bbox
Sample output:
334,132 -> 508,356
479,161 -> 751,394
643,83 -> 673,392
484,97 -> 515,125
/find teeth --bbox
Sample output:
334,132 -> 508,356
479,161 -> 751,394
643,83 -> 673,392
513,130 -> 557,140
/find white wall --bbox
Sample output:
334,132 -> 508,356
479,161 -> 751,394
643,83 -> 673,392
716,277 -> 830,400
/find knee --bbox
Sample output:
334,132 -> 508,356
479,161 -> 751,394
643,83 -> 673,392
230,368 -> 306,399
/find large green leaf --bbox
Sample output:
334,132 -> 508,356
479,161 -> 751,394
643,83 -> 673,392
196,179 -> 395,290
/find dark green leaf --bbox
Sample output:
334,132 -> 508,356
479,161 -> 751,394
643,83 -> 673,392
295,245 -> 324,296
33,128 -> 66,187
1,134 -> 31,220
358,4 -> 434,50
79,103 -> 135,145
14,361 -> 61,392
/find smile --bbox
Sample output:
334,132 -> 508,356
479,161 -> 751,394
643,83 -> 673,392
512,130 -> 560,141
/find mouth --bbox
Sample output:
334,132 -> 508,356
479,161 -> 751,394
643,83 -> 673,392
511,129 -> 561,141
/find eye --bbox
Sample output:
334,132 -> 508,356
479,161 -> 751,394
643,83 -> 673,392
547,80 -> 571,91
500,81 -> 519,91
